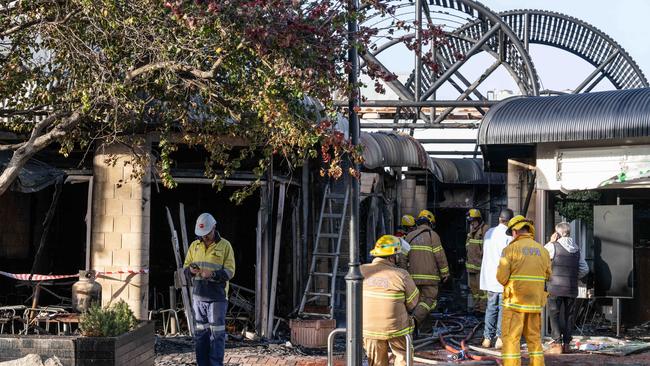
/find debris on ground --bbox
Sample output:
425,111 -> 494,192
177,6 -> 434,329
0,355 -> 62,366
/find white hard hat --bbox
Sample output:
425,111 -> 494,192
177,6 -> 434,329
195,213 -> 217,236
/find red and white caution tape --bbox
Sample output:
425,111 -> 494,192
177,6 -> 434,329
98,269 -> 149,275
0,269 -> 149,281
0,271 -> 79,281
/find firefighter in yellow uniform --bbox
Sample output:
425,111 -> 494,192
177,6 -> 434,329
497,216 -> 551,366
466,208 -> 489,313
395,215 -> 416,270
362,235 -> 420,366
405,210 -> 449,325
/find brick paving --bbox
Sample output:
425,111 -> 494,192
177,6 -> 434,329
154,337 -> 650,366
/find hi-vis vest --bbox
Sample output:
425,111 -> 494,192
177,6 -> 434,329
466,223 -> 489,273
183,238 -> 236,301
361,258 -> 419,340
405,225 -> 449,285
497,234 -> 551,313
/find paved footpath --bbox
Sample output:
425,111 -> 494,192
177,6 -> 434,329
154,337 -> 650,366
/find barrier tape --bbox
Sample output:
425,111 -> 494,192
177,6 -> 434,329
0,269 -> 149,281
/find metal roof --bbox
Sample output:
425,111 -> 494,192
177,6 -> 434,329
478,88 -> 650,145
360,131 -> 430,170
429,157 -> 505,185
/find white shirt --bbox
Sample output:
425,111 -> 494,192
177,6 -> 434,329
480,224 -> 512,293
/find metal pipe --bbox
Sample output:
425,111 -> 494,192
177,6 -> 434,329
414,0 -> 422,103
360,122 -> 478,129
328,328 -> 346,366
335,100 -> 497,108
347,0 -> 363,364
406,334 -> 414,366
418,139 -> 477,144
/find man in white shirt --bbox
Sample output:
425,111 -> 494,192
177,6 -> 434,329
479,208 -> 514,349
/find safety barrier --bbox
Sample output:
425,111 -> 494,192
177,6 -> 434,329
327,328 -> 413,366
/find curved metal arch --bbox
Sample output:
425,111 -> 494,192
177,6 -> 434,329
366,32 -> 532,97
497,9 -> 648,91
359,0 -> 540,99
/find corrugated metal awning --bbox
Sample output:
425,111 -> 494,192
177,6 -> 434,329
360,131 -> 430,170
429,158 -> 505,185
478,88 -> 650,146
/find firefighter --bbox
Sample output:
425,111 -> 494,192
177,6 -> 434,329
395,214 -> 415,270
405,210 -> 449,326
183,213 -> 236,366
362,235 -> 420,366
395,214 -> 416,237
497,215 -> 551,366
466,208 -> 489,313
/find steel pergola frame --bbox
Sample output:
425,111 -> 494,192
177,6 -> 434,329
349,0 -> 648,132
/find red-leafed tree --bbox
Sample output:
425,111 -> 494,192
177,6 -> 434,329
0,0 -> 449,199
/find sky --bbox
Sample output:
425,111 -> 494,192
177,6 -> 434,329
484,0 -> 650,89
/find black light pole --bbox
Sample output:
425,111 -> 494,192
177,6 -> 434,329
346,0 -> 363,364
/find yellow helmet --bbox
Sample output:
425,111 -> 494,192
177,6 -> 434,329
370,235 -> 402,257
506,215 -> 535,236
467,208 -> 482,220
417,209 -> 435,224
401,214 -> 416,227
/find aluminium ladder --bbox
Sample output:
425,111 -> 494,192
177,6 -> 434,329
298,184 -> 350,318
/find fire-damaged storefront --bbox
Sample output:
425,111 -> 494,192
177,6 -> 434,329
0,128 -> 511,339
479,88 -> 650,334
0,139 -> 311,339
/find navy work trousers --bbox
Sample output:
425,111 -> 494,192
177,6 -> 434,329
193,300 -> 228,366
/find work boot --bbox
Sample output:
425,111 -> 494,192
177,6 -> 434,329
546,343 -> 563,355
494,337 -> 503,350
562,342 -> 571,354
481,338 -> 491,348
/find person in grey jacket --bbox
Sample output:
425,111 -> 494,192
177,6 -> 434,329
544,222 -> 589,354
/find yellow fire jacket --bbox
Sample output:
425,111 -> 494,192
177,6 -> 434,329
183,238 -> 236,301
405,225 -> 449,285
497,233 -> 551,313
361,258 -> 419,340
466,223 -> 489,273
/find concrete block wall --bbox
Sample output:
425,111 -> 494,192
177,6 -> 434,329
399,178 -> 428,217
91,142 -> 150,319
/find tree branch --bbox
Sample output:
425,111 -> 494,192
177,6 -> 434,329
0,109 -> 82,196
0,9 -> 76,37
126,41 -> 245,81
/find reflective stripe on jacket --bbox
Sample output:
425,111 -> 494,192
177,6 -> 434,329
497,233 -> 551,313
405,225 -> 449,285
466,223 -> 488,273
183,238 -> 236,302
361,258 -> 419,340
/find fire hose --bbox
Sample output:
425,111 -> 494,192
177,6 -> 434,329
438,321 -> 502,364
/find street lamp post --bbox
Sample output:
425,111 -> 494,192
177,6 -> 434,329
346,0 -> 363,365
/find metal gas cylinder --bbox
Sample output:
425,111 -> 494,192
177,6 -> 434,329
72,270 -> 102,313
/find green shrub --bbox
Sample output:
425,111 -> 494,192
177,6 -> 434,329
80,300 -> 137,337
